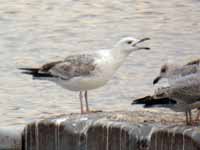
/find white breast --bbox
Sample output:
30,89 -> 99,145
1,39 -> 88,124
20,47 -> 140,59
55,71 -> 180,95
55,50 -> 120,91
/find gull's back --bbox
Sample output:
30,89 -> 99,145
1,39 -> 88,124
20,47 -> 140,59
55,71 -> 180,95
149,59 -> 200,113
169,72 -> 200,104
168,59 -> 200,84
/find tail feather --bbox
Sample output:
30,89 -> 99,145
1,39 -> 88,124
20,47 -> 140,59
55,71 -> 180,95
132,96 -> 177,108
19,67 -> 54,78
19,68 -> 39,72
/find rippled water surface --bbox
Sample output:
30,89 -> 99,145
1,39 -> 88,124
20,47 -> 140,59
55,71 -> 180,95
0,0 -> 200,126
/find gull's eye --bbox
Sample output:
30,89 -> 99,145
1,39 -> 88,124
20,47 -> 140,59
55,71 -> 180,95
161,67 -> 166,73
127,41 -> 132,44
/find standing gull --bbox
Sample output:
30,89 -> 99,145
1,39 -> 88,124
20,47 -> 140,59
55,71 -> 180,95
153,59 -> 200,85
19,37 -> 150,114
153,59 -> 200,124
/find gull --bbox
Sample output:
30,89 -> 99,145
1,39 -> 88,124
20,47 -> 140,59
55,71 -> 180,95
153,59 -> 200,85
153,59 -> 200,124
19,37 -> 150,114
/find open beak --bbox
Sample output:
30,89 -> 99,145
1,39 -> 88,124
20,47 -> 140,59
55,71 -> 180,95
137,47 -> 150,50
153,76 -> 162,85
132,37 -> 151,50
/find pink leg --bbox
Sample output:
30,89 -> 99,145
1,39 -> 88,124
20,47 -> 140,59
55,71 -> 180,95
84,91 -> 90,113
185,111 -> 189,125
195,110 -> 200,121
79,91 -> 84,114
188,109 -> 192,124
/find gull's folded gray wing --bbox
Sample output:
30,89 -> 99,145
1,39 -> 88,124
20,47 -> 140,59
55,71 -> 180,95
168,59 -> 200,83
185,59 -> 200,66
179,59 -> 200,76
50,54 -> 97,80
170,73 -> 200,104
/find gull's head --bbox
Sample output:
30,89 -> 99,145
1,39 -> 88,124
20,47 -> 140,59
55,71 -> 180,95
114,37 -> 150,55
153,63 -> 179,85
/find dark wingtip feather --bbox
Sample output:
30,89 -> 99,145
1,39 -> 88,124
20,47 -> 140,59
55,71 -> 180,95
18,68 -> 39,72
132,96 -> 177,108
20,71 -> 36,75
132,96 -> 152,104
19,67 -> 54,78
18,67 -> 39,75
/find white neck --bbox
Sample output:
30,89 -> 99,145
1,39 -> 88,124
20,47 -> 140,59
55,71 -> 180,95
110,47 -> 130,70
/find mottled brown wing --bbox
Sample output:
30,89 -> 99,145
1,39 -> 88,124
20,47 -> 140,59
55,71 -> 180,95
185,59 -> 200,66
49,54 -> 97,80
178,59 -> 200,77
180,65 -> 198,76
170,74 -> 200,104
171,85 -> 200,104
40,61 -> 63,72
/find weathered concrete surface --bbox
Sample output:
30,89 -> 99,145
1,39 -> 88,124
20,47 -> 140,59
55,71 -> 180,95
0,126 -> 23,150
22,111 -> 200,150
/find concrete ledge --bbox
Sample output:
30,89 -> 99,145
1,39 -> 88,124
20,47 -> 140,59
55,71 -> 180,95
150,126 -> 200,150
21,111 -> 200,150
0,126 -> 23,150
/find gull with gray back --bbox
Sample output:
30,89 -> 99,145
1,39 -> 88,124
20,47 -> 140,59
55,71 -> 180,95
19,37 -> 150,114
153,59 -> 200,124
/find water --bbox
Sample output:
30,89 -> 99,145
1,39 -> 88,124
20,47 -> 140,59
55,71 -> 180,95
0,0 -> 200,126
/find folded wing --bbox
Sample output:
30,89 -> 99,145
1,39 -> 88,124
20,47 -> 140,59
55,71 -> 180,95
19,54 -> 97,80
